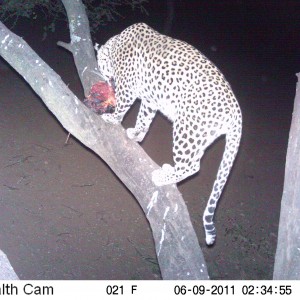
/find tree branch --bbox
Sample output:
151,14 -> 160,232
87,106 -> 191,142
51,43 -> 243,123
58,0 -> 104,96
57,40 -> 73,52
0,6 -> 209,279
273,73 -> 300,279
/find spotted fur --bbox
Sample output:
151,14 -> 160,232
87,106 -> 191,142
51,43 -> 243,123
96,23 -> 242,245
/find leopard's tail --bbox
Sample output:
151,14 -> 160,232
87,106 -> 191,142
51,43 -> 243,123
202,117 -> 242,245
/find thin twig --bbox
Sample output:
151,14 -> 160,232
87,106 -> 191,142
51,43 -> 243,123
61,204 -> 83,217
71,183 -> 94,187
57,41 -> 73,53
65,132 -> 71,145
5,155 -> 33,168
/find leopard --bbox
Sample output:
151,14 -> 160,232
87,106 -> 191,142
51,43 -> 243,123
95,23 -> 242,245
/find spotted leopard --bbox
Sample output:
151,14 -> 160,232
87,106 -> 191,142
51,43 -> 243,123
96,23 -> 242,245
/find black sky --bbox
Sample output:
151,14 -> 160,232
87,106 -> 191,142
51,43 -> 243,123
147,0 -> 300,54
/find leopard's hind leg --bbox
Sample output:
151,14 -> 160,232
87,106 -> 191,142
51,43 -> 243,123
152,116 -> 205,186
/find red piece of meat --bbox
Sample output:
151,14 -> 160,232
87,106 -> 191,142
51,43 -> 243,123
83,80 -> 116,114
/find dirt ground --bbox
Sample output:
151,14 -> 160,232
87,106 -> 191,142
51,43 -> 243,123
0,5 -> 297,280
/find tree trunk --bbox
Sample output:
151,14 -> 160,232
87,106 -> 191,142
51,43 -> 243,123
0,1 -> 209,280
273,73 -> 300,279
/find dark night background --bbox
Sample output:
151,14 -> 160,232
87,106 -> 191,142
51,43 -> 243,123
0,0 -> 299,279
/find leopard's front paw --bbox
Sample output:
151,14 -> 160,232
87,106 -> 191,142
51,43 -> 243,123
101,113 -> 121,125
126,128 -> 146,142
152,164 -> 176,186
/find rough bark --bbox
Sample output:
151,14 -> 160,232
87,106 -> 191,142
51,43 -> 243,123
0,250 -> 19,280
0,0 -> 209,280
58,0 -> 103,96
273,73 -> 300,279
